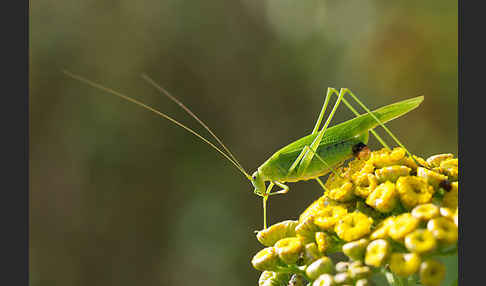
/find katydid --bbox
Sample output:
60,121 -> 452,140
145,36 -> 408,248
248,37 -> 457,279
64,71 -> 423,229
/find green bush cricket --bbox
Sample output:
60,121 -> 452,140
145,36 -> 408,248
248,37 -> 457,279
64,71 -> 423,229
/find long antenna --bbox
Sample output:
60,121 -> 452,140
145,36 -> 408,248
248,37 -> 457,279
63,70 -> 252,180
141,74 -> 246,172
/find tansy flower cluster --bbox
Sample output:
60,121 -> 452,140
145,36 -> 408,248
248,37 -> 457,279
251,148 -> 458,286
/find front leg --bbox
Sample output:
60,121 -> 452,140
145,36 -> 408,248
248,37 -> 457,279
267,181 -> 290,196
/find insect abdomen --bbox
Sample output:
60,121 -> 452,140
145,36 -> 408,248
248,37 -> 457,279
260,133 -> 369,182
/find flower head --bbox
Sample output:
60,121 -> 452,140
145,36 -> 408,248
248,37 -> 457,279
335,212 -> 373,242
396,176 -> 435,209
389,252 -> 421,277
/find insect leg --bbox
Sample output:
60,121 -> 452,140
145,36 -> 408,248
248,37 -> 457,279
342,88 -> 414,158
328,88 -> 390,149
315,177 -> 329,192
302,145 -> 341,177
299,145 -> 340,192
293,88 -> 346,176
288,88 -> 334,174
311,87 -> 334,134
267,181 -> 290,196
262,182 -> 275,229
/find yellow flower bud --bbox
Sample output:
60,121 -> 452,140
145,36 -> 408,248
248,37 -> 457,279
274,237 -> 303,265
315,232 -> 331,254
364,239 -> 390,267
411,203 -> 440,221
442,182 -> 458,210
413,155 -> 431,169
439,207 -> 455,221
303,242 -> 322,265
388,213 -> 420,241
258,271 -> 274,286
419,259 -> 446,286
328,181 -> 355,202
370,217 -> 394,240
335,261 -> 350,272
375,165 -> 411,183
370,147 -> 406,168
306,257 -> 334,280
427,217 -> 458,244
333,272 -> 352,284
365,181 -> 398,213
417,167 -> 448,188
396,176 -> 435,209
313,205 -> 348,230
256,220 -> 299,246
335,212 -> 373,242
252,247 -> 281,271
312,274 -> 335,286
439,158 -> 458,180
353,173 -> 379,198
389,252 -> 421,277
356,279 -> 371,286
454,208 -> 458,226
426,153 -> 454,168
404,229 -> 437,254
342,238 -> 369,261
296,216 -> 320,244
300,196 -> 328,222
349,265 -> 371,280
258,271 -> 291,286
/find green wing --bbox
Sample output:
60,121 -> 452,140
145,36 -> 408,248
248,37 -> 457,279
273,96 -> 423,156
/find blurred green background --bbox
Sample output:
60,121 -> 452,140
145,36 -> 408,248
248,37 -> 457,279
30,0 -> 457,285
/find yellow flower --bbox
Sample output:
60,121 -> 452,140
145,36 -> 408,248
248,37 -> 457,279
327,181 -> 355,202
365,181 -> 398,213
454,208 -> 458,226
312,274 -> 334,286
426,153 -> 454,168
417,167 -> 448,188
300,196 -> 328,222
404,229 -> 437,254
411,203 -> 440,221
396,176 -> 435,209
388,213 -> 419,241
364,239 -> 390,267
439,207 -> 456,221
342,238 -> 369,261
369,217 -> 395,240
375,165 -> 411,183
313,205 -> 348,230
256,220 -> 299,246
252,247 -> 281,271
439,158 -> 458,180
296,216 -> 320,244
419,259 -> 446,286
442,181 -> 458,210
370,147 -> 406,168
353,173 -> 379,198
389,252 -> 421,277
315,232 -> 331,254
335,212 -> 373,242
303,242 -> 322,265
333,272 -> 352,284
413,155 -> 431,169
356,279 -> 371,286
427,217 -> 458,244
348,261 -> 372,280
305,257 -> 334,280
274,237 -> 303,265
258,271 -> 291,286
